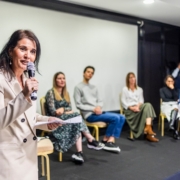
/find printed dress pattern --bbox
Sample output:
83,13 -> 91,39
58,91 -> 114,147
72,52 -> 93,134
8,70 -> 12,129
45,89 -> 89,152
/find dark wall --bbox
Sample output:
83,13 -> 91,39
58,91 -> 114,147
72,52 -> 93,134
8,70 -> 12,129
138,24 -> 180,116
3,0 -> 180,116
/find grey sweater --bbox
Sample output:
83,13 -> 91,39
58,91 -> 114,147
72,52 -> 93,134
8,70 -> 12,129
73,82 -> 103,119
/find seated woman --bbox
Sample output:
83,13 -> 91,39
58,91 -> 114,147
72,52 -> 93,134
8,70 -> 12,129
121,72 -> 159,142
160,75 -> 180,140
45,72 -> 104,164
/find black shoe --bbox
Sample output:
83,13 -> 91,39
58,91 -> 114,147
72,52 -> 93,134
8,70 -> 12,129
103,142 -> 121,153
173,131 -> 180,140
101,140 -> 107,144
72,152 -> 84,163
87,140 -> 104,150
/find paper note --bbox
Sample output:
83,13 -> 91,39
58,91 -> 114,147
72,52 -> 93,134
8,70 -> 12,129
35,115 -> 82,126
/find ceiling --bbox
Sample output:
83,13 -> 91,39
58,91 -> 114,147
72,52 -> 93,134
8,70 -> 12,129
58,0 -> 180,27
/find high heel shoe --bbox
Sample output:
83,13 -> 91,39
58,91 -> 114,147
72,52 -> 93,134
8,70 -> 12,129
173,131 -> 180,140
144,125 -> 156,135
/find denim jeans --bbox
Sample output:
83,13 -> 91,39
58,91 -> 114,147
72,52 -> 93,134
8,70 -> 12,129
87,112 -> 125,138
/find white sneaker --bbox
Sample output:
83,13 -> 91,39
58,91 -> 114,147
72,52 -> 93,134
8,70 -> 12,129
72,152 -> 84,163
103,142 -> 121,153
87,140 -> 104,150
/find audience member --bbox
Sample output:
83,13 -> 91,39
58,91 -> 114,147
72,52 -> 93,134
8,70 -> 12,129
160,75 -> 180,140
121,72 -> 159,142
74,66 -> 125,153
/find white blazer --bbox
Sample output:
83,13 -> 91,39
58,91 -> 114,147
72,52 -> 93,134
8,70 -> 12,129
0,71 -> 49,180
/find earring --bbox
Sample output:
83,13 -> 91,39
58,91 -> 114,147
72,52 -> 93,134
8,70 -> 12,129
9,56 -> 12,65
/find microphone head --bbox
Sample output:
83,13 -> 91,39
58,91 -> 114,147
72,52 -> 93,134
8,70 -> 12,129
27,62 -> 35,71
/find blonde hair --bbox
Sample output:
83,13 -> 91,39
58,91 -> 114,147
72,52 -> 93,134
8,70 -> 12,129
53,72 -> 70,103
126,72 -> 137,89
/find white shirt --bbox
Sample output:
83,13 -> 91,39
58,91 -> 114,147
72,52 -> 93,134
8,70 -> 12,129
172,68 -> 179,78
121,86 -> 144,110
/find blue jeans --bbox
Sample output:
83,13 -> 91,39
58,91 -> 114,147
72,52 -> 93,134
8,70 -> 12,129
87,112 -> 125,138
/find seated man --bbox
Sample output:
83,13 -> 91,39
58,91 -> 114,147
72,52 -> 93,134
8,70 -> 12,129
74,66 -> 125,153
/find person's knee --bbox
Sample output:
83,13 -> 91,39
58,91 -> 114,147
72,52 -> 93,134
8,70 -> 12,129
144,102 -> 152,108
112,114 -> 125,124
120,115 -> 125,124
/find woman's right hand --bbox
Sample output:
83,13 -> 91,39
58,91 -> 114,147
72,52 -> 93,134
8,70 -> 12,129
169,84 -> 174,89
55,108 -> 64,115
22,77 -> 39,101
129,106 -> 140,112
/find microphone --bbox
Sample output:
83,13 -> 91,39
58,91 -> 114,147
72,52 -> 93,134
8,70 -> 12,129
27,62 -> 37,101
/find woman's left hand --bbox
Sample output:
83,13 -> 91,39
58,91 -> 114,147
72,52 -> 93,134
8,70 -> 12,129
47,117 -> 62,130
65,111 -> 73,114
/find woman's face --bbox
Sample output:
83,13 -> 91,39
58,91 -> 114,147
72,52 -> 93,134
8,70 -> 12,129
9,38 -> 37,73
56,74 -> 66,88
166,77 -> 174,87
129,74 -> 136,85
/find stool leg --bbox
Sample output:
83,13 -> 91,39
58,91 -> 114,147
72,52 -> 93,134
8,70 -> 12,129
92,128 -> 96,137
44,154 -> 50,180
41,156 -> 45,176
161,116 -> 164,136
94,126 -> 99,141
158,115 -> 161,131
59,152 -> 62,162
130,131 -> 133,139
41,131 -> 45,137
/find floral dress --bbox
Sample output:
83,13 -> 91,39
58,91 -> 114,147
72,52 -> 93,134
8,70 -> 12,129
45,89 -> 90,152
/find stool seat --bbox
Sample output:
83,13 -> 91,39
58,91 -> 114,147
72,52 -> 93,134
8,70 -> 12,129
85,121 -> 107,127
37,139 -> 53,155
83,119 -> 107,141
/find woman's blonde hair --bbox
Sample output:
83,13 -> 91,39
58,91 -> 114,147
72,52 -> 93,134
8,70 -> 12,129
53,72 -> 70,103
126,72 -> 137,89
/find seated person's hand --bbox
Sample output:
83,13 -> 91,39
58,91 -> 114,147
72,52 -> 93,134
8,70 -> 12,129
169,84 -> 174,89
47,117 -> 62,130
93,106 -> 102,115
65,111 -> 73,114
134,106 -> 140,112
129,105 -> 140,112
55,107 -> 64,116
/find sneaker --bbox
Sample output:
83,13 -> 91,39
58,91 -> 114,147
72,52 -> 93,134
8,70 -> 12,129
103,142 -> 121,153
101,140 -> 107,144
87,140 -> 104,150
72,152 -> 84,163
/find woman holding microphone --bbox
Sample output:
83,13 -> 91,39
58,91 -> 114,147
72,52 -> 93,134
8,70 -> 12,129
0,30 -> 61,180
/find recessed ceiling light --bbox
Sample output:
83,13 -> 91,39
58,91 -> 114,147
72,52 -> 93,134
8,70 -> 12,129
143,0 -> 154,4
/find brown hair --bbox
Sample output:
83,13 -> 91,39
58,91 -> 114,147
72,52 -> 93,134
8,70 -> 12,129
53,72 -> 70,103
164,75 -> 174,85
126,72 -> 137,89
0,29 -> 41,80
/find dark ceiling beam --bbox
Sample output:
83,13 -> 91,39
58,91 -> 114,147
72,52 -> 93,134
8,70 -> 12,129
2,0 -> 180,29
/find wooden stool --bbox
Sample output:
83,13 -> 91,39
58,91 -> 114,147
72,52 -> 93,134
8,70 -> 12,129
37,138 -> 54,180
